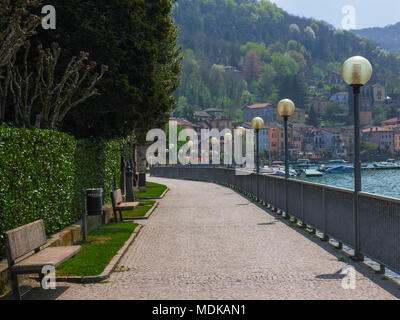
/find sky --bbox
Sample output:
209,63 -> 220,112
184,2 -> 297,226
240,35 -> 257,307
269,0 -> 400,30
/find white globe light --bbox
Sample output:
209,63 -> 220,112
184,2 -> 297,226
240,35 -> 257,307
277,99 -> 295,118
342,56 -> 373,86
251,117 -> 264,130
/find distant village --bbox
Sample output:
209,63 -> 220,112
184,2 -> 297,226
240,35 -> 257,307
171,71 -> 400,162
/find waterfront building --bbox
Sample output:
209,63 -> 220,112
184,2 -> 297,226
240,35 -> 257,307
362,126 -> 394,152
243,103 -> 274,124
241,122 -> 271,153
394,129 -> 400,153
313,128 -> 347,157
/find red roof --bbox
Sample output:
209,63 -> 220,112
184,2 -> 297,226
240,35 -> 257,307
172,118 -> 200,128
246,103 -> 272,109
382,117 -> 398,125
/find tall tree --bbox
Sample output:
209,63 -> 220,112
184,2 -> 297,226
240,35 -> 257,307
243,52 -> 261,82
38,0 -> 182,140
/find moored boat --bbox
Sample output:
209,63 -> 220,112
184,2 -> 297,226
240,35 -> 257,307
304,169 -> 323,177
325,165 -> 354,173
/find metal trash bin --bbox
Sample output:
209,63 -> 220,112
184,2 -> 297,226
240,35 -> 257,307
86,188 -> 103,216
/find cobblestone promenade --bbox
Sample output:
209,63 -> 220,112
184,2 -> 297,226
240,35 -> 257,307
26,177 -> 400,300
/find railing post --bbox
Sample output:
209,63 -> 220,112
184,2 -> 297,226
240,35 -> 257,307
273,178 -> 277,213
283,179 -> 290,220
300,183 -> 306,228
321,188 -> 329,242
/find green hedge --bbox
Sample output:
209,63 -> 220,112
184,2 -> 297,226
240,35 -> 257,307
0,126 -> 121,254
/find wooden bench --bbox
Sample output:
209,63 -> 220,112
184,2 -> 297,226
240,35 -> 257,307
111,189 -> 139,222
4,220 -> 81,300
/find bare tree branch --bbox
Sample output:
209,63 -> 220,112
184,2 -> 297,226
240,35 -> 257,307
0,0 -> 41,124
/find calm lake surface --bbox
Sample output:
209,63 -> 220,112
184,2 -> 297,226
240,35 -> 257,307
296,169 -> 400,200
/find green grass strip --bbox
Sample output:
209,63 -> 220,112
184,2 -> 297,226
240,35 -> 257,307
56,222 -> 138,277
123,200 -> 156,218
136,181 -> 167,199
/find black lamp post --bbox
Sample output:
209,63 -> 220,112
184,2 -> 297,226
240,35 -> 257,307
277,99 -> 296,179
252,117 -> 264,173
342,56 -> 373,261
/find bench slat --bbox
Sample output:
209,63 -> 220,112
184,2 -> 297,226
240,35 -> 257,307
11,246 -> 81,273
115,202 -> 139,210
5,220 -> 47,262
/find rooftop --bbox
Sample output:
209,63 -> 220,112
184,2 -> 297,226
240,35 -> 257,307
382,117 -> 398,124
203,108 -> 223,113
245,103 -> 273,109
194,111 -> 212,118
362,126 -> 394,133
170,118 -> 200,128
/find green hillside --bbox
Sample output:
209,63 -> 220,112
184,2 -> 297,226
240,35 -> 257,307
352,22 -> 400,54
172,0 -> 400,122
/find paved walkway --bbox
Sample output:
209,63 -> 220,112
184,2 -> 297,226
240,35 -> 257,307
26,177 -> 400,300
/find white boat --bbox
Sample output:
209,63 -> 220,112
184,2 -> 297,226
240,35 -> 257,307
261,166 -> 276,175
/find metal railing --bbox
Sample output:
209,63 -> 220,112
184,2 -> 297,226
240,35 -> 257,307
150,165 -> 400,276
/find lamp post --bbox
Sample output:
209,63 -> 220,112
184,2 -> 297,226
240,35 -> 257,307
277,99 -> 295,179
211,137 -> 219,165
277,99 -> 295,219
342,56 -> 373,261
224,132 -> 233,167
236,126 -> 246,168
252,117 -> 264,173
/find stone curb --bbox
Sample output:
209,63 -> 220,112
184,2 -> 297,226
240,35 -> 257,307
34,224 -> 143,284
123,201 -> 159,221
137,187 -> 169,200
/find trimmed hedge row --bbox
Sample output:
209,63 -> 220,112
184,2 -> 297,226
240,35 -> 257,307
0,126 -> 121,253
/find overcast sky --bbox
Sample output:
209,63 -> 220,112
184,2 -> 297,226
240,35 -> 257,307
269,0 -> 400,29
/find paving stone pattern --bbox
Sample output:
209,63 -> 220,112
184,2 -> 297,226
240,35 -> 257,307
24,177 -> 400,300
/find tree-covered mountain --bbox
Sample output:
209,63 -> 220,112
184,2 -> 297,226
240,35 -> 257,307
172,0 -> 400,122
352,22 -> 400,54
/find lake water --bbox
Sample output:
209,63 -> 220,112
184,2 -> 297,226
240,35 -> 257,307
296,169 -> 400,200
